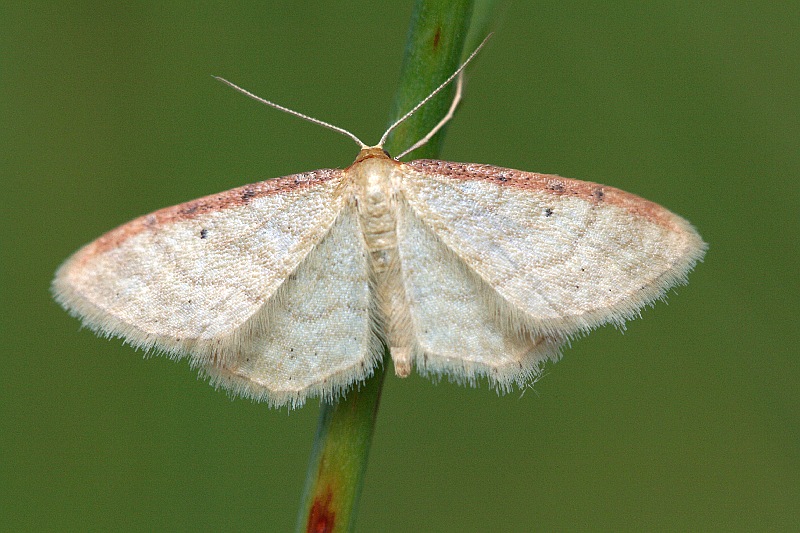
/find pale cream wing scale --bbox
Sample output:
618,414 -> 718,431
395,202 -> 563,390
203,203 -> 382,407
397,160 -> 705,383
53,169 -> 380,406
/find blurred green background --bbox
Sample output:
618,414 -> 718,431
3,2 -> 798,531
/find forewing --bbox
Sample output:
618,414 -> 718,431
401,160 -> 706,338
53,168 -> 346,364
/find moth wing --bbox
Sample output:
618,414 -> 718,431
53,169 -> 348,369
202,203 -> 381,407
400,160 -> 706,341
394,201 -> 564,390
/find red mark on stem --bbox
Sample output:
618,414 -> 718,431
307,487 -> 336,533
433,27 -> 441,50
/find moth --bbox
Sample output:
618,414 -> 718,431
53,47 -> 705,408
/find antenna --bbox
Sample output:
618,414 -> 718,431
214,33 -> 491,156
213,76 -> 368,149
396,72 -> 464,159
378,33 -> 491,149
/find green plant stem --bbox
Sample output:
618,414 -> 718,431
296,2 -> 474,532
385,2 -> 473,158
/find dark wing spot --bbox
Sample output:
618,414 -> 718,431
545,207 -> 553,217
548,182 -> 565,192
241,187 -> 256,201
200,228 -> 208,239
593,187 -> 605,201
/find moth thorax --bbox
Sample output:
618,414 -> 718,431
354,162 -> 400,275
